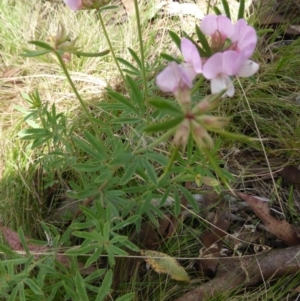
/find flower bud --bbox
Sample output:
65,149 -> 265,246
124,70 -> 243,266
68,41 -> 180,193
173,119 -> 190,147
211,30 -> 225,52
196,115 -> 229,130
191,120 -> 213,149
192,90 -> 224,115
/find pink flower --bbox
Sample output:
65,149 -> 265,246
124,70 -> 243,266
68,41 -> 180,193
156,62 -> 195,94
200,15 -> 234,43
202,51 -> 259,97
64,0 -> 82,11
156,38 -> 202,94
181,38 -> 202,73
230,19 -> 257,59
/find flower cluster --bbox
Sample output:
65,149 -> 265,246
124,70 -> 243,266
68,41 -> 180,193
156,15 -> 259,149
157,14 -> 259,98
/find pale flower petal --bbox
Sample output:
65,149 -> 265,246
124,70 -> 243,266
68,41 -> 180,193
180,63 -> 197,86
221,50 -> 243,75
202,52 -> 223,79
211,75 -> 234,97
237,60 -> 259,77
156,62 -> 196,93
231,19 -> 257,58
64,0 -> 82,10
156,63 -> 181,93
181,38 -> 202,73
201,14 -> 234,39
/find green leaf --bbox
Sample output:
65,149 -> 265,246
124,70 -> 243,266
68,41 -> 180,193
128,48 -> 142,69
117,57 -> 140,73
24,279 -> 43,295
144,116 -> 184,133
221,0 -> 231,19
20,49 -> 52,57
69,187 -> 98,199
95,270 -> 113,301
73,49 -> 110,57
120,239 -> 140,252
169,30 -> 181,50
84,246 -> 103,268
160,53 -> 180,63
212,6 -> 222,15
72,163 -> 103,172
18,228 -> 30,256
65,244 -> 97,256
178,185 -> 199,213
110,152 -> 134,166
18,128 -> 51,139
160,185 -> 172,206
120,159 -> 138,185
107,90 -> 138,114
173,187 -> 181,216
8,283 -> 21,301
108,244 -> 128,256
112,117 -> 141,124
18,282 -> 25,301
195,25 -> 211,56
126,75 -> 145,114
112,215 -> 140,231
94,168 -> 113,184
237,0 -> 245,19
63,281 -> 78,300
29,40 -> 53,50
84,269 -> 106,283
148,97 -> 182,115
75,271 -> 89,300
73,137 -> 104,161
141,159 -> 158,186
115,293 -> 135,301
84,131 -> 108,158
212,129 -> 254,143
72,230 -> 103,241
144,151 -> 168,166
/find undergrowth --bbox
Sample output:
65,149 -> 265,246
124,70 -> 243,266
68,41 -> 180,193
1,0 -> 300,300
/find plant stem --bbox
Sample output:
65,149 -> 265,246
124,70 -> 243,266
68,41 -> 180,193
53,50 -> 100,136
97,11 -> 126,84
133,0 -> 149,119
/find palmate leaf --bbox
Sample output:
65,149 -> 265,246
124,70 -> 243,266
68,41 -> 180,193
141,250 -> 190,282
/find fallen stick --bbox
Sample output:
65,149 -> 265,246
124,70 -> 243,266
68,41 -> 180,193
173,246 -> 300,301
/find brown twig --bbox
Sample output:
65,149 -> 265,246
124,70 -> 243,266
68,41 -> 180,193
173,246 -> 300,301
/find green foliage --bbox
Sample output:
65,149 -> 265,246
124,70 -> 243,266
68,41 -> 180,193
0,0 -> 258,300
